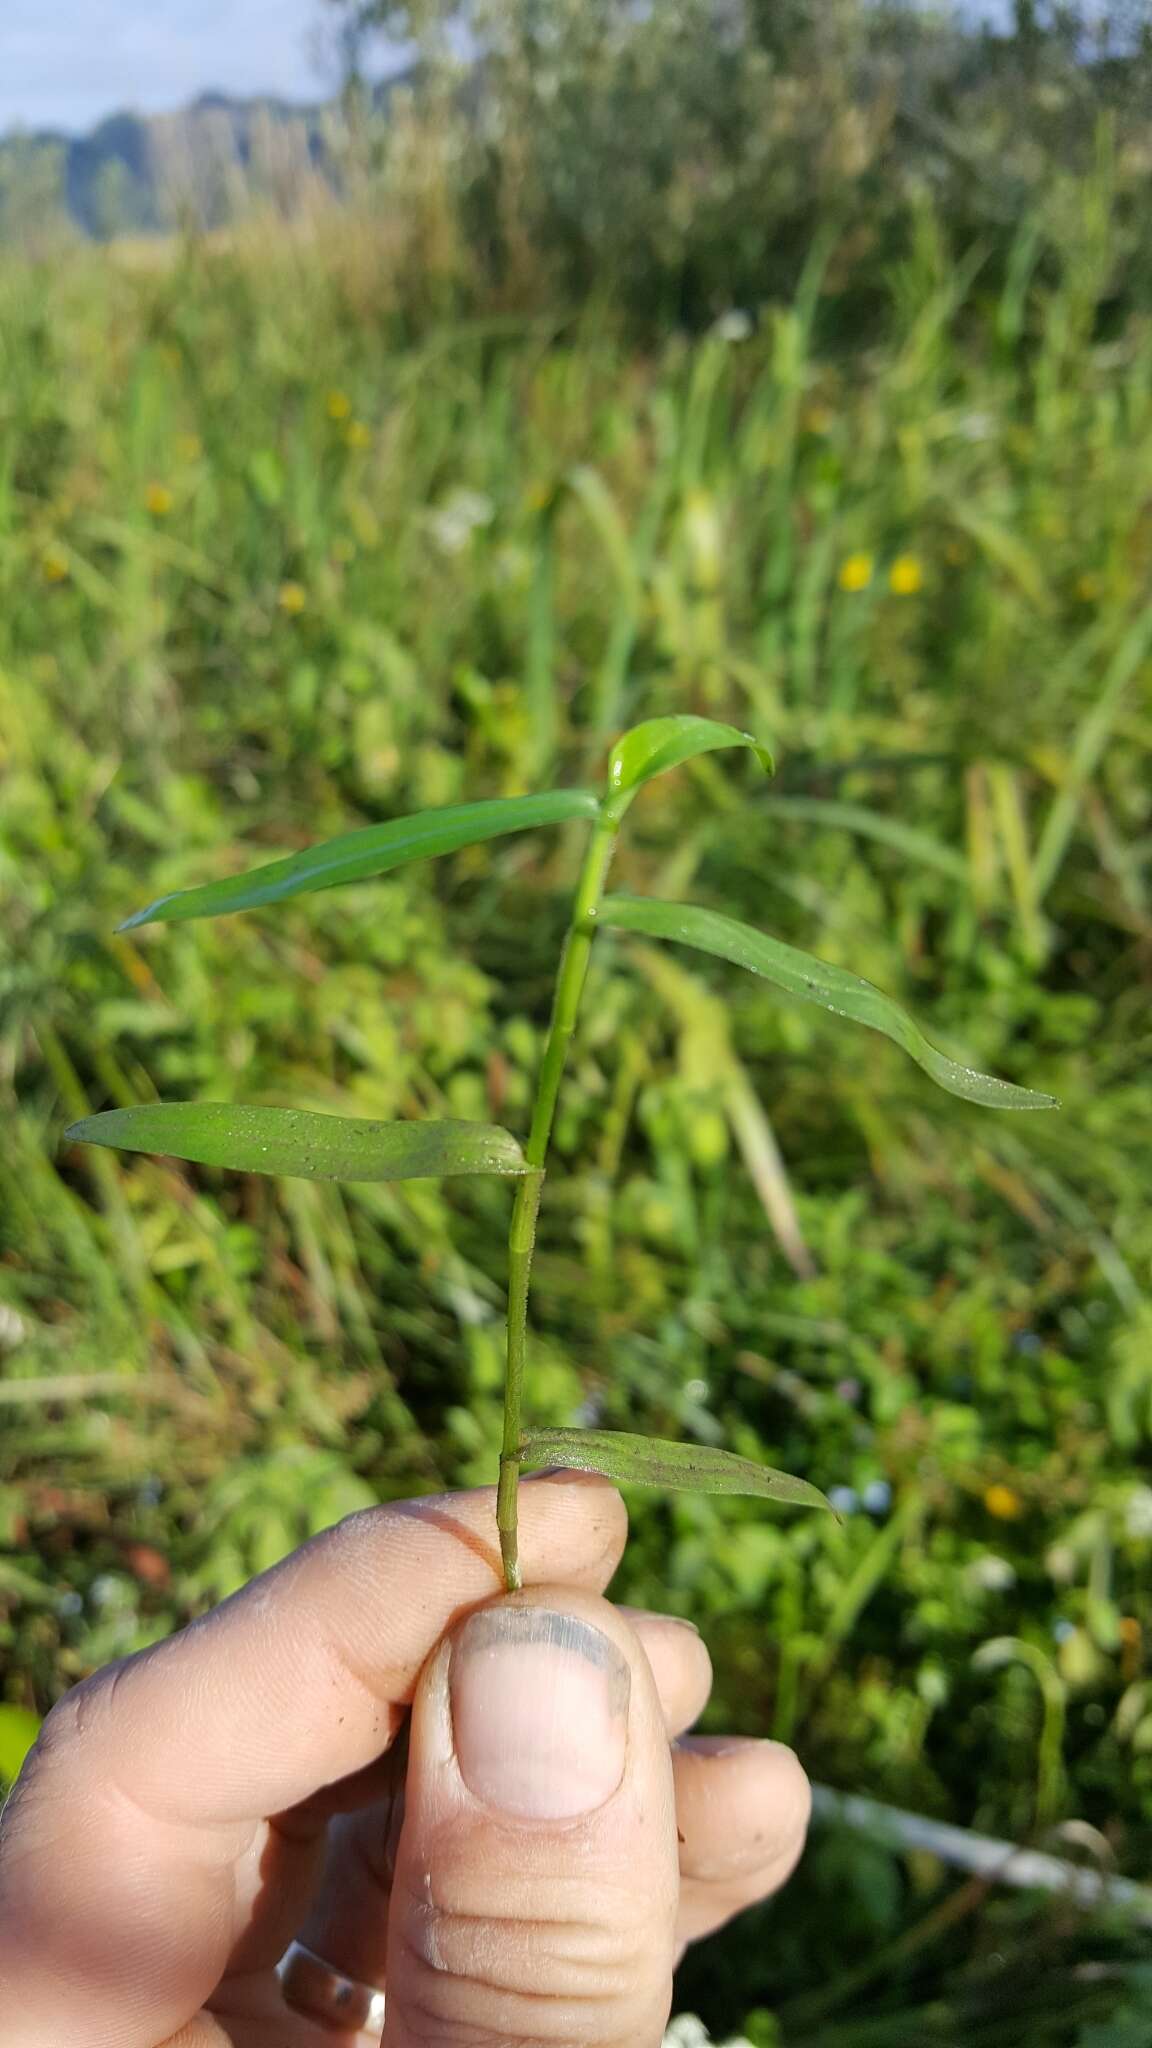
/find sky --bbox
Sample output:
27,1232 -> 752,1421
0,0 -> 337,136
0,3 -> 1045,141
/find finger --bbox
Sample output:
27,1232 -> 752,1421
290,1738 -> 409,2008
294,1606 -> 711,1994
383,1588 -> 680,2046
0,1474 -> 626,2048
622,1610 -> 713,1737
672,1736 -> 811,1950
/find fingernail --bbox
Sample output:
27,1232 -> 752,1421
657,1613 -> 702,1638
450,1607 -> 630,1820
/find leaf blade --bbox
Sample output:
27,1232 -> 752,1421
119,789 -> 601,930
65,1104 -> 529,1181
602,895 -> 1057,1111
519,1427 -> 831,1511
606,716 -> 773,811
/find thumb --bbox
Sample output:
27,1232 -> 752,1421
384,1588 -> 679,2047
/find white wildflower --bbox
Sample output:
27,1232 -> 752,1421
1125,1486 -> 1152,1540
711,309 -> 754,343
1046,1543 -> 1077,1585
664,2022 -> 754,2048
0,1304 -> 27,1349
89,1574 -> 135,1612
957,410 -> 994,442
427,488 -> 495,555
664,2022 -> 712,2048
967,1553 -> 1017,1593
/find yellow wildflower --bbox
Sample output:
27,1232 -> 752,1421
802,402 -> 836,435
175,433 -> 203,464
41,546 -> 70,584
838,552 -> 874,593
344,419 -> 372,451
889,554 -> 924,596
984,1483 -> 1023,1521
278,581 -> 306,615
1076,572 -> 1102,603
326,389 -> 352,421
145,482 -> 174,518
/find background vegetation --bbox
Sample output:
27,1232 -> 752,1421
2,3 -> 1152,2040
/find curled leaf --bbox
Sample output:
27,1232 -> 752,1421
65,1104 -> 529,1181
602,896 -> 1057,1111
606,716 -> 773,814
518,1426 -> 831,1511
119,789 -> 601,930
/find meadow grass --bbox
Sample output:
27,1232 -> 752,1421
1,197 -> 1151,2038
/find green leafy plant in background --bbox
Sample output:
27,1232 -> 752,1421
68,716 -> 1056,1589
0,1704 -> 41,1787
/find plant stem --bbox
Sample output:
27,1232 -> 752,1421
498,807 -> 621,1589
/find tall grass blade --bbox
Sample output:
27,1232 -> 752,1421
1033,602 -> 1152,905
763,796 -> 969,882
566,465 -> 645,740
524,507 -> 559,774
988,762 -> 1045,960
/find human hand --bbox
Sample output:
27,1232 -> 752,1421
0,1472 -> 809,2047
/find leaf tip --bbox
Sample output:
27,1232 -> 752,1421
62,1117 -> 99,1147
1003,1086 -> 1060,1112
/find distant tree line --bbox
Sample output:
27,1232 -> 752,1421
5,0 -> 1152,331
314,0 -> 1152,324
0,97 -> 330,248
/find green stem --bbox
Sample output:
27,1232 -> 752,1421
498,808 -> 621,1590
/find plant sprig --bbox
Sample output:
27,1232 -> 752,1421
68,715 -> 1056,1589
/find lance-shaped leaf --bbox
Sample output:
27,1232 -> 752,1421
65,1103 -> 530,1181
119,789 -> 601,930
602,895 -> 1057,1111
519,1426 -> 831,1511
606,716 -> 773,813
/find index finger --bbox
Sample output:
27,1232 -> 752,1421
0,1473 -> 626,2048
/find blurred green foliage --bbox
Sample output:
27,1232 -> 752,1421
1,90 -> 1151,2036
